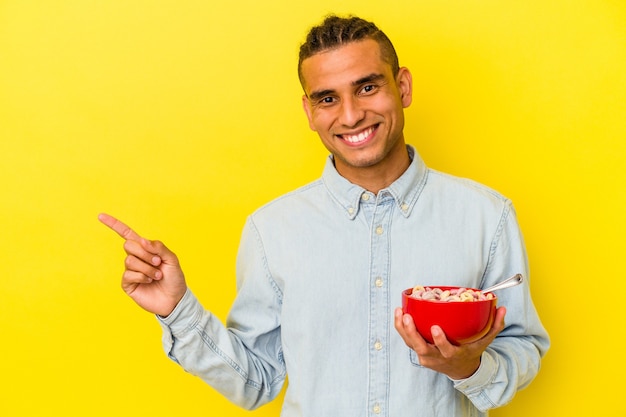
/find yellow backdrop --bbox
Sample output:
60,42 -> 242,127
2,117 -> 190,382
1,0 -> 624,415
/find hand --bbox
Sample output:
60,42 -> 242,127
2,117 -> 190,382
394,306 -> 507,380
98,213 -> 187,317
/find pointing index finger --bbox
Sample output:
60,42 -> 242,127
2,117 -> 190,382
98,213 -> 142,242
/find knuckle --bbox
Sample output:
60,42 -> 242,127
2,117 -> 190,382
123,240 -> 134,253
410,341 -> 422,351
121,271 -> 132,286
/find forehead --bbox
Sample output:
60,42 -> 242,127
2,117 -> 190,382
300,39 -> 391,94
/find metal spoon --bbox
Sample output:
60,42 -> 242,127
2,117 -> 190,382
482,273 -> 524,293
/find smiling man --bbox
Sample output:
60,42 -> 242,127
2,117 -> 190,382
300,37 -> 412,192
100,15 -> 549,417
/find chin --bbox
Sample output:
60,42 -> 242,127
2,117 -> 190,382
338,152 -> 386,169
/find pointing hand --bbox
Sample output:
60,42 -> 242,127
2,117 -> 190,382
98,213 -> 187,317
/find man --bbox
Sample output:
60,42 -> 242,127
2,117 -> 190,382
100,15 -> 549,416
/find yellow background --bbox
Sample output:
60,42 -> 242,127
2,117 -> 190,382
1,0 -> 624,415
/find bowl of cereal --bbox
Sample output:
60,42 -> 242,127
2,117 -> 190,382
401,285 -> 497,345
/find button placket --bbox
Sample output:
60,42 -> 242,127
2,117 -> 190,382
367,197 -> 392,416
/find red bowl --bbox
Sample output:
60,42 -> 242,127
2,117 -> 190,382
401,286 -> 497,345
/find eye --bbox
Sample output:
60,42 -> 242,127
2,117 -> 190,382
360,84 -> 377,95
315,96 -> 336,107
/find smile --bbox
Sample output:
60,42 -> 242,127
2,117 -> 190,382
340,125 -> 377,144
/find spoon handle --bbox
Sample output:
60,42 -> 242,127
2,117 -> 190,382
482,273 -> 524,293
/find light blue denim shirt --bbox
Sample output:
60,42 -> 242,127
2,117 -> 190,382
158,146 -> 549,417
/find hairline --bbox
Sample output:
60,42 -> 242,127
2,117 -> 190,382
298,37 -> 399,91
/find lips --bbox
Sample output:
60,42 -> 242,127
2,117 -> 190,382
339,125 -> 377,144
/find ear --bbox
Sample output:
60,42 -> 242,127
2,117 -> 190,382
302,95 -> 317,131
396,67 -> 413,108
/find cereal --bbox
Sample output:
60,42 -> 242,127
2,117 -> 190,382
409,285 -> 494,302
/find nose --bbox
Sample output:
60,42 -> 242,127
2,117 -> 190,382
338,97 -> 365,127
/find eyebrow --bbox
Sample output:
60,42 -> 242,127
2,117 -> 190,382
307,73 -> 386,101
353,73 -> 385,86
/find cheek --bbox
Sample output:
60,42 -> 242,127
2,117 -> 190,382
380,97 -> 405,123
309,112 -> 332,133
307,116 -> 318,132
302,99 -> 318,131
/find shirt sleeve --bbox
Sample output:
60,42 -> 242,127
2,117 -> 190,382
156,217 -> 286,410
452,200 -> 550,411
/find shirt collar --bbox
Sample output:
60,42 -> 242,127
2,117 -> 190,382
321,145 -> 428,220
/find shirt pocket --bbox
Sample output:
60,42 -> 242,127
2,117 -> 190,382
409,348 -> 424,367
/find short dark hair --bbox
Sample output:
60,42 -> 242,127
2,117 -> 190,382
298,15 -> 400,87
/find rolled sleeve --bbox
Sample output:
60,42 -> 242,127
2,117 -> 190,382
451,350 -> 499,412
156,289 -> 204,362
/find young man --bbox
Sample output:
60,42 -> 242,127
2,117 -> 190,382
100,15 -> 549,416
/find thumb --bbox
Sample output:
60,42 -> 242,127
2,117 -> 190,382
490,306 -> 507,335
141,238 -> 179,267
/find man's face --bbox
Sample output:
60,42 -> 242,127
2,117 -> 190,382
301,39 -> 412,179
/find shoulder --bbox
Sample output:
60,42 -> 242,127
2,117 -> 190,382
426,169 -> 510,202
423,169 -> 514,219
249,178 -> 327,219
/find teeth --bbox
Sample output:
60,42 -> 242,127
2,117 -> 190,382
344,127 -> 374,143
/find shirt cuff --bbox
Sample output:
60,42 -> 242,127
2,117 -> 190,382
450,350 -> 498,411
156,288 -> 204,337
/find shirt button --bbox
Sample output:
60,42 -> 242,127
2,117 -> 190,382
375,277 -> 383,287
401,203 -> 409,212
375,226 -> 383,235
361,193 -> 370,201
373,404 -> 381,414
374,341 -> 383,351
348,207 -> 354,214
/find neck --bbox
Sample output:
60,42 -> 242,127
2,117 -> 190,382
334,144 -> 411,194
